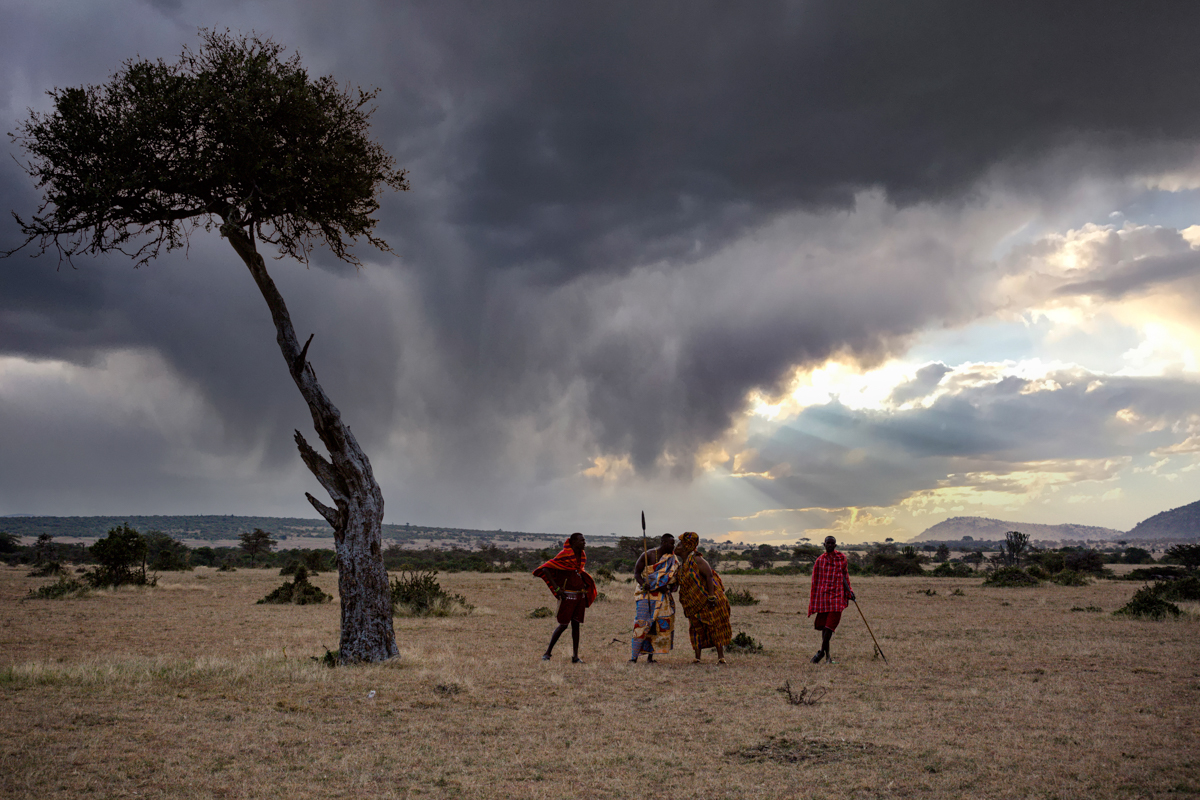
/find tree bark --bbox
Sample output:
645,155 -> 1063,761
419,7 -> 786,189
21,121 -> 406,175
222,220 -> 398,663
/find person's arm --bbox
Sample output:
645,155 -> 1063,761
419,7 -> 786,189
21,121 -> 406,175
698,558 -> 719,607
634,550 -> 649,589
843,560 -> 855,601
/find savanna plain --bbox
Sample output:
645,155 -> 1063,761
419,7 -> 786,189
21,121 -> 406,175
2,565 -> 1197,799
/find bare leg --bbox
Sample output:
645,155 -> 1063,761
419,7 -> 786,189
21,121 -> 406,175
570,620 -> 581,661
544,623 -> 568,658
822,627 -> 834,661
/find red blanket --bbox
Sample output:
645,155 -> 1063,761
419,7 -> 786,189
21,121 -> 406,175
808,550 -> 852,615
533,541 -> 598,607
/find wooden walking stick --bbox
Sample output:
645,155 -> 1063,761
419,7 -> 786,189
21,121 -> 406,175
852,598 -> 888,664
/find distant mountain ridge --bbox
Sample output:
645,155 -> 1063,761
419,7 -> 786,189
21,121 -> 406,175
911,516 -> 1124,543
1126,499 -> 1200,541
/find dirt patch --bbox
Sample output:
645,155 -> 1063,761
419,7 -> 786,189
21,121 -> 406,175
732,735 -> 897,764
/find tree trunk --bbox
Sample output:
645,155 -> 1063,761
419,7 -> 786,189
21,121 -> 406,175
222,221 -> 398,663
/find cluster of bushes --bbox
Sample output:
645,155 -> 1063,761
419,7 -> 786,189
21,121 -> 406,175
1114,575 -> 1200,619
258,566 -> 332,605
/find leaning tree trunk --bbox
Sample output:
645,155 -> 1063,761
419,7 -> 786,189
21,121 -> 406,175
223,221 -> 398,663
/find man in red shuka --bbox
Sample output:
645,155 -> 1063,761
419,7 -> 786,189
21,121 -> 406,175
808,535 -> 855,665
533,533 -> 597,663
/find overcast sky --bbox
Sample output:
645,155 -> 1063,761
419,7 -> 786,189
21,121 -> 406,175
2,1 -> 1200,543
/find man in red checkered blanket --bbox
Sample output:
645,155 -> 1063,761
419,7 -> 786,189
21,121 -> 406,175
807,535 -> 855,664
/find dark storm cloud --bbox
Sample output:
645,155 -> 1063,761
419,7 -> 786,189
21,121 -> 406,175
1055,250 -> 1200,299
4,0 -> 1200,515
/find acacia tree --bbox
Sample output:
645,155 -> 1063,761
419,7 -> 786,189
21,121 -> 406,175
238,528 -> 278,566
6,30 -> 408,662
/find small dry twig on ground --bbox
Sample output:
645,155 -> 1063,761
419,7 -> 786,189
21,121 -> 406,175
777,680 -> 826,706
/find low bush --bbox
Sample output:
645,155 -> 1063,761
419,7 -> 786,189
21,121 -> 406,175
727,631 -> 764,654
528,606 -> 553,619
1026,565 -> 1050,580
725,587 -> 759,606
1121,566 -> 1188,582
26,576 -> 89,599
391,570 -> 474,617
1052,570 -> 1091,586
1156,574 -> 1200,602
27,562 -> 65,578
931,562 -> 972,578
1113,584 -> 1181,620
983,567 -> 1040,587
258,566 -> 332,605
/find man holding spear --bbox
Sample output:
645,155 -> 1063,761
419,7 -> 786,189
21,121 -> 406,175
807,535 -> 855,664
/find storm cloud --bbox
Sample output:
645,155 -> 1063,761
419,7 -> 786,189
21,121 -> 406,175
2,1 -> 1200,531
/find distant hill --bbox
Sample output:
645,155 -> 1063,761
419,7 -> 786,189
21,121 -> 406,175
1126,499 -> 1200,541
911,516 -> 1123,543
0,515 -> 563,545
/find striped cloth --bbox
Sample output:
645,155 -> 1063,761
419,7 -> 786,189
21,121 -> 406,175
632,551 -> 678,657
808,550 -> 852,615
675,534 -> 732,651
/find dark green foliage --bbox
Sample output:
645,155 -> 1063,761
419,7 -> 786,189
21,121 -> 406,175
1114,585 -> 1181,619
528,606 -> 553,619
1003,531 -> 1030,566
863,545 -> 925,576
1051,570 -> 1091,586
280,551 -> 328,576
747,545 -> 776,570
1121,547 -> 1154,565
145,531 -> 191,571
390,570 -> 474,617
594,567 -> 615,585
727,631 -> 764,654
934,544 -> 950,563
1062,548 -> 1106,575
27,561 -> 65,577
258,566 -> 332,605
725,587 -> 760,606
239,528 -> 277,565
983,567 -> 1040,587
0,531 -> 21,554
88,524 -> 151,587
1070,605 -> 1103,612
1122,566 -> 1188,581
7,29 -> 408,268
26,576 -> 89,599
311,648 -> 339,668
1027,550 -> 1066,574
33,533 -> 56,565
1164,543 -> 1200,570
930,561 -> 972,578
217,562 -> 238,572
1157,574 -> 1200,601
791,544 -> 822,563
1026,565 -> 1050,580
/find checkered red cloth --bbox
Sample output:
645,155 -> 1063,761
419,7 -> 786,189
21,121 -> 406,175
808,550 -> 852,615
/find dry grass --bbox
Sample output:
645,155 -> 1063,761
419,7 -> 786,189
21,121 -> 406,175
2,566 -> 1198,799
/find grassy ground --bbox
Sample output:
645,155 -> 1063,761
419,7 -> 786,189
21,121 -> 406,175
2,565 -> 1198,799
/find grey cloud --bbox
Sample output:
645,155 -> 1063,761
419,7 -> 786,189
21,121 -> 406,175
4,2 -> 1200,519
1055,250 -> 1200,299
889,362 -> 951,405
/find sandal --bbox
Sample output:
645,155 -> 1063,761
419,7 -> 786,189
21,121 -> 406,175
717,658 -> 728,665
692,658 -> 702,664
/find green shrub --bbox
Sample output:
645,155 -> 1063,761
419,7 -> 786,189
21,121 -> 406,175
983,567 -> 1040,587
1070,605 -> 1103,612
594,567 -> 615,585
27,561 -> 65,577
27,576 -> 89,599
725,587 -> 759,606
145,531 -> 191,571
1052,570 -> 1091,586
1156,574 -> 1200,602
931,562 -> 972,578
1114,585 -> 1181,620
390,570 -> 474,617
1062,549 -> 1105,575
528,606 -> 553,619
88,524 -> 152,587
727,631 -> 763,654
258,566 -> 332,605
1026,565 -> 1050,580
1122,566 -> 1188,581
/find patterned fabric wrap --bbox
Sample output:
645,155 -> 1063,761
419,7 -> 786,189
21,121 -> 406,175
676,539 -> 733,651
632,551 -> 679,656
808,550 -> 852,615
533,541 -> 598,607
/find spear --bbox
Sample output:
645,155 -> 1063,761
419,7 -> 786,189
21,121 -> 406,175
852,598 -> 888,664
641,510 -> 647,557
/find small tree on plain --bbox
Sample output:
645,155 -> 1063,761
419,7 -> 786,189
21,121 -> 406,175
239,528 -> 278,566
934,543 -> 950,562
33,533 -> 56,565
6,30 -> 407,662
89,524 -> 149,586
1004,531 -> 1029,567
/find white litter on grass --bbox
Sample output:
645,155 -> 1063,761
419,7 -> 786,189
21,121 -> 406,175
367,690 -> 376,700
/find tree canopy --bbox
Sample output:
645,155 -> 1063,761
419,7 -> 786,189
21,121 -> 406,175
7,29 -> 408,267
